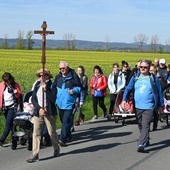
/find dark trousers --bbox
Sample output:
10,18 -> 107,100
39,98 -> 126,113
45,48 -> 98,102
153,109 -> 158,129
92,95 -> 107,116
58,108 -> 73,142
136,108 -> 153,145
109,94 -> 117,115
0,107 -> 15,143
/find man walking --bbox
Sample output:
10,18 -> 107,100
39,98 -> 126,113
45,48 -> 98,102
52,61 -> 81,146
121,59 -> 164,152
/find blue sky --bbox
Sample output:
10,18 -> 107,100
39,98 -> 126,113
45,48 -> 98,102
1,0 -> 170,44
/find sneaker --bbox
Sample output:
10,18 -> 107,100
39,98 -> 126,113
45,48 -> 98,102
105,114 -> 111,120
143,141 -> 150,147
59,140 -> 68,147
92,115 -> 98,120
74,121 -> 80,126
54,147 -> 60,157
70,126 -> 75,132
26,154 -> 39,163
137,144 -> 145,152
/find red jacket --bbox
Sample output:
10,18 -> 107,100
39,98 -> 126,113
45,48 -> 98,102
0,82 -> 22,109
89,74 -> 108,96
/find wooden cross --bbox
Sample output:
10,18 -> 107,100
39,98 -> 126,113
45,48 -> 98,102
34,21 -> 54,109
34,21 -> 54,65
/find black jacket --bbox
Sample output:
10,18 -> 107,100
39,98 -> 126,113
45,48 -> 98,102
31,79 -> 57,117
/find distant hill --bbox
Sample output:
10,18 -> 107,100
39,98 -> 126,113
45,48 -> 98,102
0,38 -> 166,51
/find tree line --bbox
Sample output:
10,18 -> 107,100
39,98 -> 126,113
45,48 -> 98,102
1,31 -> 170,53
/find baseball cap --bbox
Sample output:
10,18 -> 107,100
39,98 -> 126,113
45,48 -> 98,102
159,58 -> 166,64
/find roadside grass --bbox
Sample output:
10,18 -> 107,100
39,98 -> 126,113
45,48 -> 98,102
0,49 -> 170,143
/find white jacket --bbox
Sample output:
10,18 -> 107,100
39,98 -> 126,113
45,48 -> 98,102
108,71 -> 126,94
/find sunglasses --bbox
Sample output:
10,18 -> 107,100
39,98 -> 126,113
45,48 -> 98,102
140,66 -> 148,69
59,67 -> 66,70
39,74 -> 47,77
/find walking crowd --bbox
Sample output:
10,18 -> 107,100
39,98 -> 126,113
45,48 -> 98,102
0,58 -> 170,163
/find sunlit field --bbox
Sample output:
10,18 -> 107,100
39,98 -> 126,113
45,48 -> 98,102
1,50 -> 169,93
0,49 -> 170,136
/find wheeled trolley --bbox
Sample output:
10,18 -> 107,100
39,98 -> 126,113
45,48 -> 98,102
113,90 -> 135,126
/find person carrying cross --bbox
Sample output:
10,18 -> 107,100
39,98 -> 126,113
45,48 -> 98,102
27,68 -> 60,163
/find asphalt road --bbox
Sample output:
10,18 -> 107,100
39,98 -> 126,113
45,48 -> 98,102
0,116 -> 170,170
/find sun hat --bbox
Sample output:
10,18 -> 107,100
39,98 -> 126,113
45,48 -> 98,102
159,58 -> 166,64
36,68 -> 53,78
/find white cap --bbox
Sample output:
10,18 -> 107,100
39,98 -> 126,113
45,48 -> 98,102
159,58 -> 166,64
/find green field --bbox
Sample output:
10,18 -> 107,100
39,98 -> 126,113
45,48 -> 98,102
0,49 -> 170,141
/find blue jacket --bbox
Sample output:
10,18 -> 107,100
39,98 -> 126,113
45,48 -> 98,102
52,69 -> 81,110
122,73 -> 164,109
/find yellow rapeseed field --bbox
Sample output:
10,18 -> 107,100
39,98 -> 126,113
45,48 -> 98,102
0,49 -> 170,134
1,49 -> 169,94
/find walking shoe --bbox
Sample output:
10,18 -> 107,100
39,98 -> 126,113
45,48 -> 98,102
74,121 -> 80,126
92,115 -> 98,120
59,140 -> 68,147
137,144 -> 145,152
26,154 -> 39,163
54,147 -> 60,157
70,126 -> 75,132
105,114 -> 111,120
143,141 -> 150,147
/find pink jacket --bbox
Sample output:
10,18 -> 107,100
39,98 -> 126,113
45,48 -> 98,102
0,82 -> 22,109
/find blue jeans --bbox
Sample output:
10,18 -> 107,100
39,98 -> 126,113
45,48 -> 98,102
0,107 -> 15,143
59,109 -> 73,142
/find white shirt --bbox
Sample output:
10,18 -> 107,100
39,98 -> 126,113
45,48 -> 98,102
36,84 -> 47,107
3,87 -> 14,106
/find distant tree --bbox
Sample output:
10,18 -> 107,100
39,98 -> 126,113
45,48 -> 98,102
150,34 -> 159,53
159,44 -> 164,53
134,33 -> 148,52
165,39 -> 170,52
105,35 -> 110,51
63,33 -> 75,50
0,34 -> 9,49
26,30 -> 34,50
16,30 -> 25,49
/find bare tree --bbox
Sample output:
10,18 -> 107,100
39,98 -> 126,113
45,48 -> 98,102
165,38 -> 170,52
63,33 -> 76,50
1,34 -> 9,49
150,34 -> 159,53
105,35 -> 110,51
26,30 -> 34,50
134,33 -> 148,52
16,30 -> 25,49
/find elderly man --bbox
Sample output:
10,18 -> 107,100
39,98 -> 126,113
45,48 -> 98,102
27,68 -> 60,163
52,61 -> 81,146
121,59 -> 164,152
